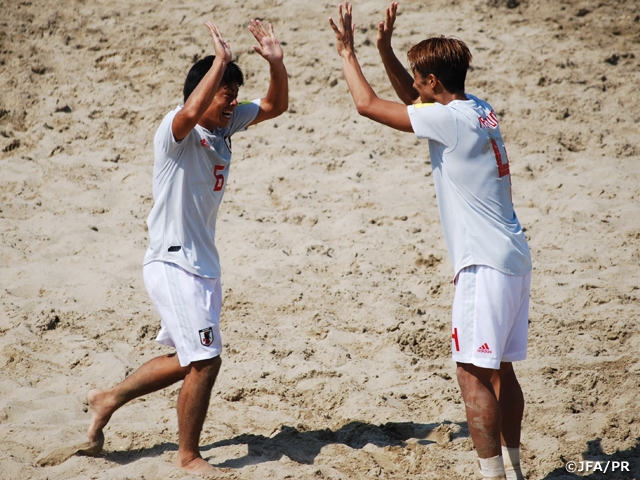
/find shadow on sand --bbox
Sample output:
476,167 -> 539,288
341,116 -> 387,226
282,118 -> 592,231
91,426 -> 640,480
101,419 -> 467,468
202,420 -> 468,468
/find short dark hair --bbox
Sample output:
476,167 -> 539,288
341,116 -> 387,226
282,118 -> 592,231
183,56 -> 244,103
407,36 -> 472,93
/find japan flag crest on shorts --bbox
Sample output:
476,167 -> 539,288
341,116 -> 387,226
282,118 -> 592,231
199,327 -> 214,347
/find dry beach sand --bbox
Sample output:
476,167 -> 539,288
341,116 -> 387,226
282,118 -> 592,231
1,0 -> 639,478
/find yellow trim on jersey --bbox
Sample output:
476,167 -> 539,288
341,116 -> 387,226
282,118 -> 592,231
414,102 -> 436,109
238,101 -> 253,106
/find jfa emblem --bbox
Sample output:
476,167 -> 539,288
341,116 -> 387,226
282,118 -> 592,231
199,327 -> 214,347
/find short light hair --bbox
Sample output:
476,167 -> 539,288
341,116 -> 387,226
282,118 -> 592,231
407,36 -> 472,93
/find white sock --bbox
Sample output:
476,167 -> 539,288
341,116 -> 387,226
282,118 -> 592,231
479,455 -> 505,477
502,446 -> 524,480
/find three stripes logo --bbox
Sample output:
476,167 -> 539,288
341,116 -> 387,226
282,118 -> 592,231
477,343 -> 492,354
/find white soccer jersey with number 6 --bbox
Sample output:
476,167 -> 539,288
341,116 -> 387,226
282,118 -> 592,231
144,100 -> 260,278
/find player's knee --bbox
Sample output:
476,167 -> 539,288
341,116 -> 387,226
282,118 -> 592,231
456,363 -> 496,396
202,355 -> 221,372
455,367 -> 477,397
200,356 -> 221,387
192,356 -> 222,378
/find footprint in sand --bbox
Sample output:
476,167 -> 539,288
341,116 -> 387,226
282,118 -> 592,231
36,439 -> 103,467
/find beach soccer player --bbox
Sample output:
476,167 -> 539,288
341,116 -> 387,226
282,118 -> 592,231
330,3 -> 531,479
84,19 -> 288,476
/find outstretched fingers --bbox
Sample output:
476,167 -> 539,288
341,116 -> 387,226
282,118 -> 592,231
341,2 -> 353,33
205,21 -> 232,62
248,19 -> 266,40
248,19 -> 283,61
387,2 -> 398,28
377,2 -> 398,50
205,21 -> 222,44
329,2 -> 356,55
383,2 -> 397,33
329,2 -> 353,33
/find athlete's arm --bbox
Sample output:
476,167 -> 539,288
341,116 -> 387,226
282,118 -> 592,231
172,22 -> 232,142
377,2 -> 419,105
330,2 -> 413,132
247,20 -> 288,126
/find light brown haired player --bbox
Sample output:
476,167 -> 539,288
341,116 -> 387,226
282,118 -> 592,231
330,3 -> 531,479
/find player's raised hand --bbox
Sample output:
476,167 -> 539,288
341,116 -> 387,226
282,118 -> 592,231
205,21 -> 232,63
329,2 -> 356,57
249,20 -> 284,63
377,2 -> 398,53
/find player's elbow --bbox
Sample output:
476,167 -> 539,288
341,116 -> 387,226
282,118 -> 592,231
354,97 -> 370,116
355,101 -> 378,120
353,93 -> 384,119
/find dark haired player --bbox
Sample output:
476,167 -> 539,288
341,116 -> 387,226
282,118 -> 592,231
85,19 -> 287,476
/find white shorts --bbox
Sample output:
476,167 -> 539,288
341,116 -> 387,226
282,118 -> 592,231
143,261 -> 223,367
451,265 -> 531,369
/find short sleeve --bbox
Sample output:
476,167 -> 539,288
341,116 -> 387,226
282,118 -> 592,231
227,99 -> 261,137
154,107 -> 182,155
408,103 -> 457,149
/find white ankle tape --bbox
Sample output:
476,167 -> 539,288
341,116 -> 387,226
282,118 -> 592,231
501,447 -> 524,480
479,455 -> 505,477
501,446 -> 520,467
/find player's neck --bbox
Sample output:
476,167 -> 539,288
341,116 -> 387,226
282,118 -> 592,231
437,91 -> 468,105
198,114 -> 225,132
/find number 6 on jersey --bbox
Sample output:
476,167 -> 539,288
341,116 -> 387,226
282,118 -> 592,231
213,165 -> 225,191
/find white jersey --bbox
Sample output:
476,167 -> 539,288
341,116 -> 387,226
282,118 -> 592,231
143,100 -> 260,278
408,94 -> 531,277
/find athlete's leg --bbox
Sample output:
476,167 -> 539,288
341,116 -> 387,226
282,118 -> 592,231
492,362 -> 525,480
491,362 -> 524,447
457,362 -> 502,458
174,355 -> 222,476
87,353 -> 189,454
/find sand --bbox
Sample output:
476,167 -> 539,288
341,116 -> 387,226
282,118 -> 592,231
1,0 -> 639,478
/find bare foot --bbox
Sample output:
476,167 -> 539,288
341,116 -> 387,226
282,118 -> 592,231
86,388 -> 116,455
36,389 -> 114,466
76,432 -> 104,457
175,455 -> 226,477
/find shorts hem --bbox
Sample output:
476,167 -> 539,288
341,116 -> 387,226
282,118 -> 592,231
452,353 -> 527,369
452,357 -> 501,369
155,337 -> 175,348
177,350 -> 222,367
501,351 -> 527,363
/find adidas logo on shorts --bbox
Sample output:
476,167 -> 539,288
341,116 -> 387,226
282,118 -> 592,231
477,343 -> 492,354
